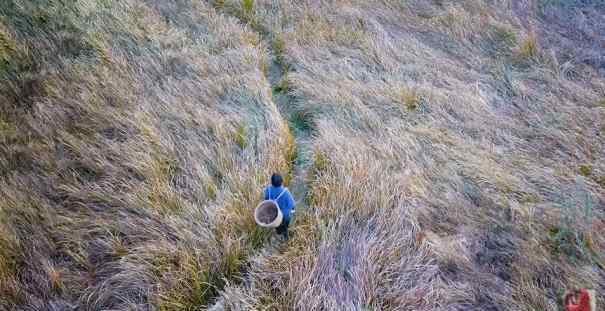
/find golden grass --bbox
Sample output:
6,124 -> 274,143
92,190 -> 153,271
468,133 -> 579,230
0,24 -> 16,66
211,1 -> 605,309
0,0 -> 290,308
518,32 -> 541,60
1,0 -> 604,310
399,87 -> 422,111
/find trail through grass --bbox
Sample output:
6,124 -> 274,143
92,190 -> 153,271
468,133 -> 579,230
250,29 -> 314,262
207,10 -> 314,308
268,49 -> 312,212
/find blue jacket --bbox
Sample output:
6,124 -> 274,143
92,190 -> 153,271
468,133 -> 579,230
264,186 -> 296,221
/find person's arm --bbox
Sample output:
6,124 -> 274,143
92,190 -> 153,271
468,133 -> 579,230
263,187 -> 269,200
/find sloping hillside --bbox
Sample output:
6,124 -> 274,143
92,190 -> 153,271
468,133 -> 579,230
212,0 -> 605,309
1,0 -> 292,309
1,0 -> 604,310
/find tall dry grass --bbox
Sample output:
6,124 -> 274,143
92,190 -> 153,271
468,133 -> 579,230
1,0 -> 604,310
0,0 -> 292,309
212,0 -> 605,310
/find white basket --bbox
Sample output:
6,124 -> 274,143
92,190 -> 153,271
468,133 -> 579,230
254,200 -> 283,228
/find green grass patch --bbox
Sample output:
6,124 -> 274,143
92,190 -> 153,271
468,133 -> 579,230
156,243 -> 248,310
247,227 -> 272,250
547,226 -> 589,262
273,34 -> 287,65
272,75 -> 290,93
242,0 -> 254,16
549,180 -> 596,262
488,23 -> 517,53
289,109 -> 314,133
285,126 -> 297,165
235,0 -> 260,29
220,245 -> 246,281
579,164 -> 592,177
206,182 -> 218,200
234,124 -> 248,150
283,126 -> 298,186
156,256 -> 214,310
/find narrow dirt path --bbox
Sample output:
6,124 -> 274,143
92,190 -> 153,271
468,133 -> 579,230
268,51 -> 312,212
208,23 -> 314,310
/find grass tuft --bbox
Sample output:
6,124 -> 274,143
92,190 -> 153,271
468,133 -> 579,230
399,87 -> 422,111
312,151 -> 329,177
206,182 -> 218,200
272,75 -> 290,93
0,26 -> 16,69
488,23 -> 517,53
242,0 -> 254,16
518,32 -> 540,60
273,34 -> 286,64
234,123 -> 248,150
290,108 -> 314,133
548,226 -> 590,262
579,164 -> 592,177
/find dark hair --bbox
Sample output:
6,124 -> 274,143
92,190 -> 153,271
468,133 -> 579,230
271,173 -> 283,187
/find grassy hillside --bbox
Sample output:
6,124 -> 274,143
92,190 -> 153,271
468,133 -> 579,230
0,0 -> 292,309
212,0 -> 605,310
1,0 -> 604,310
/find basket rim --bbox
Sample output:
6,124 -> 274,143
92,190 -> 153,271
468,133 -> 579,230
254,200 -> 283,227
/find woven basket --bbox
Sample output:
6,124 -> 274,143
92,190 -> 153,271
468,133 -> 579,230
254,200 -> 283,228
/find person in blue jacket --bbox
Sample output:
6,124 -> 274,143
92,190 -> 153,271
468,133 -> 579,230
264,173 -> 296,240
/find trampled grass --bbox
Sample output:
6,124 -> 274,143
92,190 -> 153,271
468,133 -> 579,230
1,0 -> 604,310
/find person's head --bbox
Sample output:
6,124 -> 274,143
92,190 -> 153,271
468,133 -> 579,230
271,173 -> 283,187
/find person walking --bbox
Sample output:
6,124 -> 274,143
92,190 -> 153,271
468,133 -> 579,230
264,173 -> 295,240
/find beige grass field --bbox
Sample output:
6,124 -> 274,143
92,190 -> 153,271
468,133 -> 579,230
1,0 -> 604,310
